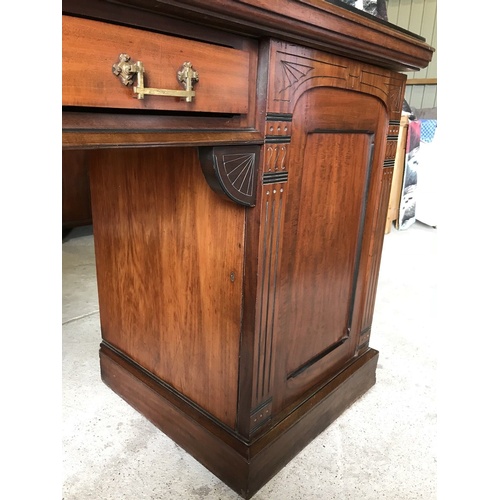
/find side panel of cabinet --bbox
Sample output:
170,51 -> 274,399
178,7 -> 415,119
88,147 -> 245,429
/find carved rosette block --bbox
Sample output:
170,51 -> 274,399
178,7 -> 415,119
198,145 -> 260,207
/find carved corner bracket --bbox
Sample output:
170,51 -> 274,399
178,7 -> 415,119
198,145 -> 260,207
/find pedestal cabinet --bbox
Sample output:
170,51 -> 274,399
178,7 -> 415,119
62,1 -> 433,497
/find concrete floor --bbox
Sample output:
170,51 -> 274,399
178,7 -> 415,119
62,221 -> 437,500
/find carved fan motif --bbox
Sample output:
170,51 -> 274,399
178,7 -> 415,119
279,60 -> 314,93
387,85 -> 403,111
198,146 -> 260,207
222,153 -> 256,196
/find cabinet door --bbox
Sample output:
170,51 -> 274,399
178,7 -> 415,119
273,87 -> 387,410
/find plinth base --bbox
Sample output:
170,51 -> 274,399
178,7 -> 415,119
100,343 -> 378,499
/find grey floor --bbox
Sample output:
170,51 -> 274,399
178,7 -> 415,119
62,221 -> 437,500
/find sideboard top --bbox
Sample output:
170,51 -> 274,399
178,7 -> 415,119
62,0 -> 434,72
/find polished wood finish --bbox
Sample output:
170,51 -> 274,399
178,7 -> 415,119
62,1 -> 433,497
63,16 -> 251,114
89,147 -> 245,427
274,87 -> 386,410
62,150 -> 92,229
100,340 -> 378,499
199,145 -> 261,207
78,0 -> 433,71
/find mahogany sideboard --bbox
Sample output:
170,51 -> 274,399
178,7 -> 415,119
62,1 -> 433,497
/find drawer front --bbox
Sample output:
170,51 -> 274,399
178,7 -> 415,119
62,16 -> 250,114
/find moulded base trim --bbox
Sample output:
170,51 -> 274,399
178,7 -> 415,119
100,343 -> 379,499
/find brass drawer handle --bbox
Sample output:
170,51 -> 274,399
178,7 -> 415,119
112,54 -> 199,102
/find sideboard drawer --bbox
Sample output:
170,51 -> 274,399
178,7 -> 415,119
62,16 -> 251,114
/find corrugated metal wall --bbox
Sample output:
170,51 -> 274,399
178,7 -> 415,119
387,0 -> 437,109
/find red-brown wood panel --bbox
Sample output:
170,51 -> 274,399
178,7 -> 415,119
89,147 -> 245,428
273,87 -> 387,409
62,15 -> 251,114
